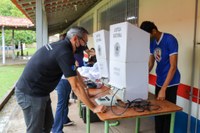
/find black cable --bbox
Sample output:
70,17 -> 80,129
110,92 -> 161,116
110,89 -> 130,116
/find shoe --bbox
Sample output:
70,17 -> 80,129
63,121 -> 75,126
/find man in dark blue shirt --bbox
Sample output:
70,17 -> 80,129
15,26 -> 106,133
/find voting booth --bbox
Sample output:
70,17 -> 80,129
109,22 -> 149,102
93,30 -> 110,79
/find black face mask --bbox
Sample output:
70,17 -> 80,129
75,45 -> 85,54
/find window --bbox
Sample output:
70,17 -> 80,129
97,0 -> 139,30
80,14 -> 93,34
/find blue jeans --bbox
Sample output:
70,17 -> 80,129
15,88 -> 54,133
52,79 -> 72,133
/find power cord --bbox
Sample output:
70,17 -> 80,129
110,89 -> 130,116
110,90 -> 161,116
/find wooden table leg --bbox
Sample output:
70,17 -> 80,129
170,112 -> 176,133
135,117 -> 140,133
86,107 -> 90,133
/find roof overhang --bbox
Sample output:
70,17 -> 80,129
11,0 -> 102,35
0,16 -> 34,30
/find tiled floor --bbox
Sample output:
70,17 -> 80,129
1,91 -> 155,133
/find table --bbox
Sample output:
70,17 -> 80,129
85,86 -> 182,133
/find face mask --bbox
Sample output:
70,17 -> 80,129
75,44 -> 85,53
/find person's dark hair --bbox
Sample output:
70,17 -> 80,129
90,48 -> 95,51
59,33 -> 66,40
66,26 -> 89,39
140,21 -> 158,33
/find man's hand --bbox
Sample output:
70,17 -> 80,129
93,105 -> 107,113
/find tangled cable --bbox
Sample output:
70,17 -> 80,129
110,89 -> 161,116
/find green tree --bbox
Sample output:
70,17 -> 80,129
0,0 -> 36,46
0,0 -> 24,17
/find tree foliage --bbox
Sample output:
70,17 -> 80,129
0,0 -> 36,46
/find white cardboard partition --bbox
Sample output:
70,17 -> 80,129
93,30 -> 110,79
93,30 -> 110,60
109,22 -> 150,101
97,58 -> 109,78
109,60 -> 148,101
109,22 -> 149,62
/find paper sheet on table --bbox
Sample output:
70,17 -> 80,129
77,63 -> 101,81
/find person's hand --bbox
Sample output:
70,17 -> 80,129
157,88 -> 166,101
75,61 -> 79,67
93,105 -> 107,113
87,93 -> 96,98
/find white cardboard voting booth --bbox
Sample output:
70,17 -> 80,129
109,22 -> 150,101
93,30 -> 110,79
109,22 -> 149,62
93,30 -> 110,60
96,58 -> 109,79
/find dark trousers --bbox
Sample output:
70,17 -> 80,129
15,88 -> 54,133
155,85 -> 178,133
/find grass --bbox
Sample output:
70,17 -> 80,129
14,47 -> 36,56
0,65 -> 25,100
23,47 -> 36,56
0,47 -> 37,57
0,47 -> 35,100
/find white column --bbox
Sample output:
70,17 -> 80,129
2,26 -> 5,64
43,10 -> 48,45
36,0 -> 43,50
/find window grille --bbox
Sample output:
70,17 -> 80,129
97,0 -> 139,30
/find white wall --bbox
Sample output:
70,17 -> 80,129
139,0 -> 199,88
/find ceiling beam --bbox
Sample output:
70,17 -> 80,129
44,0 -> 68,5
17,0 -> 35,5
21,3 -> 35,9
25,9 -> 35,13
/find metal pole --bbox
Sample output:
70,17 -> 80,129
195,1 -> 200,131
170,112 -> 176,133
2,26 -> 5,64
11,29 -> 15,59
187,0 -> 199,132
86,107 -> 90,133
195,49 -> 200,133
197,57 -> 200,133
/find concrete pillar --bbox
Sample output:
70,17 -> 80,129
36,0 -> 43,50
43,10 -> 48,45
